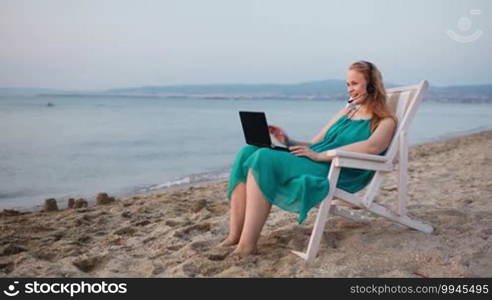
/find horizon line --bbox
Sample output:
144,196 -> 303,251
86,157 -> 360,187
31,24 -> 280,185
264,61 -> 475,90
1,79 -> 492,92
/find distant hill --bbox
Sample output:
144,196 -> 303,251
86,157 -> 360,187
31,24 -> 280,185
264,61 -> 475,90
433,84 -> 492,94
102,81 -> 492,102
428,84 -> 492,103
104,80 -> 350,99
0,87 -> 71,96
1,81 -> 491,102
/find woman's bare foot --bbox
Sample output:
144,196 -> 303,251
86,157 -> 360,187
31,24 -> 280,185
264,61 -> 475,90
231,245 -> 258,257
218,236 -> 239,247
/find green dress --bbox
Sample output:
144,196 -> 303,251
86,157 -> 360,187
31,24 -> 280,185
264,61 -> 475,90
227,114 -> 387,223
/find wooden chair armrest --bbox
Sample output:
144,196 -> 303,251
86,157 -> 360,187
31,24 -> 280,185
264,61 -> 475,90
332,157 -> 394,171
332,149 -> 387,162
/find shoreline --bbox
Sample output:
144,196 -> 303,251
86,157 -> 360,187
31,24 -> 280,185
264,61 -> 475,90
410,125 -> 492,147
1,129 -> 491,277
2,126 -> 491,213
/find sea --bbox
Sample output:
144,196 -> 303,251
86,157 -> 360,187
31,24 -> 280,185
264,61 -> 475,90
1,95 -> 491,210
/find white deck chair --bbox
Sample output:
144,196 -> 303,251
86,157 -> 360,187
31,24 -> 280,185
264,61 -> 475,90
292,80 -> 433,263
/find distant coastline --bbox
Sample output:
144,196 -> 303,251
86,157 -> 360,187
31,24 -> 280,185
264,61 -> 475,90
36,93 -> 349,101
2,80 -> 492,103
34,93 -> 492,103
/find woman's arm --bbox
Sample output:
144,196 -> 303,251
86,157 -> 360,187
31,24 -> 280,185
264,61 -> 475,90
285,137 -> 311,147
269,125 -> 312,146
290,117 -> 396,162
320,117 -> 397,161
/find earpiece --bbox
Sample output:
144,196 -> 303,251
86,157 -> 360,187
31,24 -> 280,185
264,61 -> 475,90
364,61 -> 375,94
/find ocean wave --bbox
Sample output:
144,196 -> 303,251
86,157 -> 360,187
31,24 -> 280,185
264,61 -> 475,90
137,168 -> 230,193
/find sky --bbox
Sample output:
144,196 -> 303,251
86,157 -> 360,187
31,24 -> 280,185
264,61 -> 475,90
0,0 -> 491,90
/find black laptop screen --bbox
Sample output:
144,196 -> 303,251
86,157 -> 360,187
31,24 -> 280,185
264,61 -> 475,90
239,111 -> 272,147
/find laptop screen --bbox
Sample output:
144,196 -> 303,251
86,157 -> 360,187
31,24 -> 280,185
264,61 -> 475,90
239,111 -> 272,147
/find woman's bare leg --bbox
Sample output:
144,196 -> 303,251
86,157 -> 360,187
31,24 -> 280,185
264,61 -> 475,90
220,183 -> 246,246
233,169 -> 271,256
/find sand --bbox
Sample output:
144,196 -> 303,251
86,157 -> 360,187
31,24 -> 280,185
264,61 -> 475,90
0,130 -> 491,278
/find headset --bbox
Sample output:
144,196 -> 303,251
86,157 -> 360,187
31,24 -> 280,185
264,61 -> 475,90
362,60 -> 375,94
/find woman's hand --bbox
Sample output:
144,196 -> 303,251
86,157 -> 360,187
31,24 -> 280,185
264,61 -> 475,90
289,146 -> 336,162
268,125 -> 289,145
289,146 -> 322,161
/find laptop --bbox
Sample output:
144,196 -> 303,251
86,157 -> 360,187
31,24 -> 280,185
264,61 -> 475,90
239,111 -> 290,152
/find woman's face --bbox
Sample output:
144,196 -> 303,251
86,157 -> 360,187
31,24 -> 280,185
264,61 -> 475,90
346,69 -> 368,104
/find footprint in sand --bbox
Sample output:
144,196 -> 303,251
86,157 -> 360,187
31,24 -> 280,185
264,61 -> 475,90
173,223 -> 211,241
322,231 -> 344,249
134,219 -> 151,227
0,262 -> 14,274
165,219 -> 192,228
181,258 -> 226,277
189,240 -> 214,252
206,248 -> 233,261
72,255 -> 106,273
32,248 -> 57,261
113,226 -> 136,236
188,239 -> 232,261
1,244 -> 27,256
166,244 -> 186,251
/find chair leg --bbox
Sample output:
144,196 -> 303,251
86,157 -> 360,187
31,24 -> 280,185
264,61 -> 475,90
330,205 -> 373,223
398,131 -> 408,216
366,201 -> 433,233
292,166 -> 340,263
362,173 -> 384,208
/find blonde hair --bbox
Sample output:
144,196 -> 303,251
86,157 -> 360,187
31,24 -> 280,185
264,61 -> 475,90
349,61 -> 397,133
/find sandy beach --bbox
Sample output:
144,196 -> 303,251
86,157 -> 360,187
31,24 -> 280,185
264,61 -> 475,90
0,130 -> 491,278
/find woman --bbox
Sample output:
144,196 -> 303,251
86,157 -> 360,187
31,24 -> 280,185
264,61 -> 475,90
222,61 -> 397,256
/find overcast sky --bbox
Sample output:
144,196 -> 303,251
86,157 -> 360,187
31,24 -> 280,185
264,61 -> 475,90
1,0 -> 491,90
